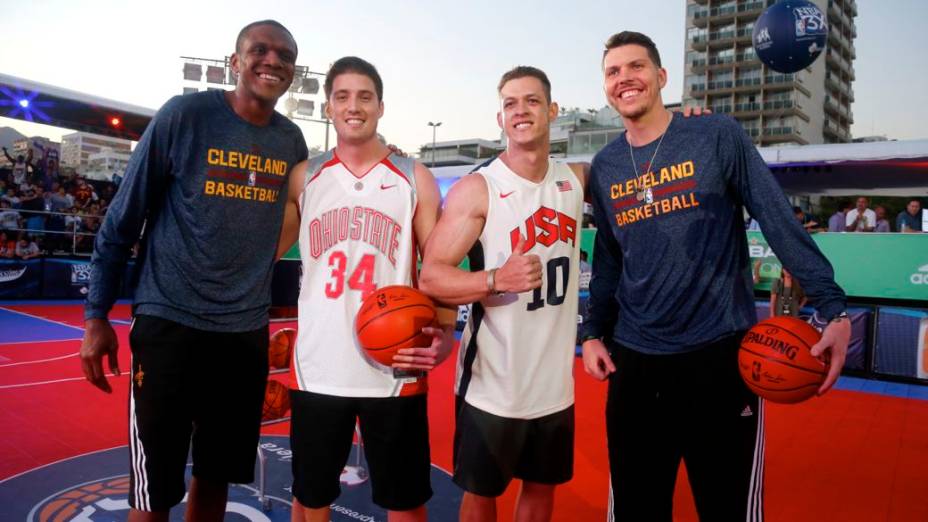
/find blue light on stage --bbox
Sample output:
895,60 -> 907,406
0,84 -> 53,123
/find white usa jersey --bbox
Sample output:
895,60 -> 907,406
292,151 -> 425,397
457,158 -> 583,419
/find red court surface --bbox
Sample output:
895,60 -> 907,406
1,303 -> 927,521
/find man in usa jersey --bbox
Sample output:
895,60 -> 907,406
420,66 -> 587,522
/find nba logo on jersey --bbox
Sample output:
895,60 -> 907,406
248,171 -> 257,186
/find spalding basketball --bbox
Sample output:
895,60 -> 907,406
355,286 -> 437,366
262,379 -> 291,421
268,328 -> 296,369
753,0 -> 828,74
738,316 -> 826,404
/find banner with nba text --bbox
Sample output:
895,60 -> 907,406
747,231 -> 928,301
41,258 -> 138,299
42,258 -> 93,298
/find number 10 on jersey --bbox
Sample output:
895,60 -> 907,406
526,256 -> 570,311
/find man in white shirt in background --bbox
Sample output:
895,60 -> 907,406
845,196 -> 875,232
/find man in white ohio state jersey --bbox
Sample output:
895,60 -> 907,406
276,56 -> 456,522
420,66 -> 588,522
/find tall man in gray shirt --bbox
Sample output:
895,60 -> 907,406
80,20 -> 308,521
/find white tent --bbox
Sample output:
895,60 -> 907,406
432,139 -> 928,197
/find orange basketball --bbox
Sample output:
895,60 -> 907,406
262,379 -> 291,421
738,316 -> 827,404
268,328 -> 296,369
355,286 -> 437,366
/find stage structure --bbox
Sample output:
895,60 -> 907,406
0,73 -> 154,141
180,55 -> 332,148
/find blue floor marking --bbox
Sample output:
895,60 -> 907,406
0,308 -> 83,343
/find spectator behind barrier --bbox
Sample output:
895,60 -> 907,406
769,268 -> 807,318
15,235 -> 41,260
792,206 -> 821,233
845,196 -> 876,232
896,199 -> 923,233
2,187 -> 21,208
72,176 -> 97,208
0,200 -> 23,231
828,200 -> 852,232
2,146 -> 32,185
0,231 -> 15,258
874,206 -> 891,233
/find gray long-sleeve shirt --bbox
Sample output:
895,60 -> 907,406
86,91 -> 308,331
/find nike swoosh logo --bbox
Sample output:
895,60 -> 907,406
380,184 -> 397,190
500,191 -> 515,198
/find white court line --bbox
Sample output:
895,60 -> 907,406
0,372 -> 123,390
0,337 -> 82,346
0,352 -> 79,367
0,445 -> 127,484
0,306 -> 84,331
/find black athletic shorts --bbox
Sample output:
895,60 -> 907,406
127,314 -> 269,512
453,397 -> 574,497
606,334 -> 764,522
289,390 -> 432,511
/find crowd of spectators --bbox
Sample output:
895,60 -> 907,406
748,196 -> 924,234
0,145 -> 120,259
825,197 -> 923,233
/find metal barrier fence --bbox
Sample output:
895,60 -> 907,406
0,207 -> 103,257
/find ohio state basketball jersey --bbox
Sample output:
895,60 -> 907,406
292,151 -> 425,397
457,158 -> 583,419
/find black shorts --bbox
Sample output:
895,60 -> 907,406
606,334 -> 764,522
127,314 -> 269,512
289,390 -> 432,511
453,398 -> 574,497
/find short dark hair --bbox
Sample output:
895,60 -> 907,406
498,66 -> 552,104
603,31 -> 662,68
324,56 -> 384,101
838,199 -> 853,211
792,206 -> 803,214
235,20 -> 296,54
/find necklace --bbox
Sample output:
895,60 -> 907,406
627,115 -> 670,205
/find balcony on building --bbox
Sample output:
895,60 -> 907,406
690,33 -> 708,51
733,50 -> 758,66
760,127 -> 808,145
763,74 -> 810,96
762,99 -> 810,122
732,102 -> 762,118
692,7 -> 710,27
823,119 -> 850,143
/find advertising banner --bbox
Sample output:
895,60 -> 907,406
43,258 -> 92,298
747,231 -> 928,301
0,259 -> 41,298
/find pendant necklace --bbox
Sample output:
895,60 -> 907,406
627,118 -> 669,205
